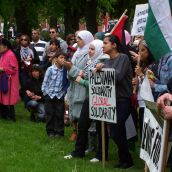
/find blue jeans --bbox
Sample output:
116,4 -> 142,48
27,100 -> 45,119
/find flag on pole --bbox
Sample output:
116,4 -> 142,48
110,14 -> 127,43
144,0 -> 172,61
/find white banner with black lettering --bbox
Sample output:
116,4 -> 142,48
131,3 -> 148,36
140,107 -> 163,172
89,68 -> 116,123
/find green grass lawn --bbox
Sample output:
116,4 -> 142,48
0,102 -> 170,172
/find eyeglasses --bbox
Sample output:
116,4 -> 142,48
21,39 -> 27,41
49,31 -> 55,34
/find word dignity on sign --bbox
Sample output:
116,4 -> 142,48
89,69 -> 116,123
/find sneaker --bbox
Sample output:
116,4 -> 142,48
69,133 -> 77,141
90,158 -> 100,163
64,154 -> 73,159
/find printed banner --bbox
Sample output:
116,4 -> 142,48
89,69 -> 116,123
140,102 -> 164,172
131,3 -> 148,36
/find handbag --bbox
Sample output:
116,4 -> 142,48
0,72 -> 8,93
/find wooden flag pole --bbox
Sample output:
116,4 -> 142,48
144,163 -> 148,172
101,121 -> 105,168
109,9 -> 128,35
161,120 -> 170,172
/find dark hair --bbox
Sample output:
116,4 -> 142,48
66,34 -> 75,45
50,39 -> 60,48
104,35 -> 122,52
0,38 -> 13,50
139,40 -> 154,66
53,51 -> 66,59
30,64 -> 44,78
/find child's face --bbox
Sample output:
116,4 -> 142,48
54,55 -> 65,67
32,70 -> 40,79
88,44 -> 95,58
49,43 -> 58,52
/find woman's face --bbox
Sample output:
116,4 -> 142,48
139,44 -> 149,62
32,70 -> 40,79
88,44 -> 95,58
76,37 -> 84,48
0,44 -> 7,53
102,37 -> 113,54
20,36 -> 29,47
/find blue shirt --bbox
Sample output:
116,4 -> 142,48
42,64 -> 65,99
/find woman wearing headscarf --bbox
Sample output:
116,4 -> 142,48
64,39 -> 103,159
0,39 -> 20,121
64,30 -> 94,140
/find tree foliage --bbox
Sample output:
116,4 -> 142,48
0,0 -> 148,36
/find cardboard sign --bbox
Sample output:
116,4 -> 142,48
89,69 -> 116,123
131,3 -> 148,36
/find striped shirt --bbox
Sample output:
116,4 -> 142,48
31,40 -> 47,62
42,64 -> 65,99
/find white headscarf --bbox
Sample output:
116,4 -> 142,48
83,39 -> 103,78
89,39 -> 103,60
71,30 -> 94,64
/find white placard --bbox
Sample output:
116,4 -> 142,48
131,3 -> 148,36
89,69 -> 116,123
140,107 -> 164,172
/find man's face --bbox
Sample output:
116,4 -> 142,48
49,29 -> 57,39
31,30 -> 39,42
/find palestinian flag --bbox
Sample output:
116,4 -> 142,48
144,0 -> 172,61
110,15 -> 127,43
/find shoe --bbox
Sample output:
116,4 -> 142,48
120,162 -> 134,169
48,133 -> 54,137
64,154 -> 73,159
90,158 -> 100,163
69,133 -> 77,141
54,134 -> 64,138
114,162 -> 134,169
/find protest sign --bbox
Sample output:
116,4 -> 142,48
89,68 -> 116,123
131,3 -> 148,36
140,101 -> 170,172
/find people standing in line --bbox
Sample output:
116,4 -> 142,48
44,27 -> 68,56
64,39 -> 103,159
93,35 -> 134,169
42,52 -> 69,137
0,39 -> 20,121
63,30 -> 94,141
31,29 -> 47,66
21,64 -> 45,122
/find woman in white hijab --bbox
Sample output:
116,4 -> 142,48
64,30 -> 94,140
64,39 -> 103,159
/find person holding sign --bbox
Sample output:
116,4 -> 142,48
64,39 -> 104,159
95,35 -> 134,169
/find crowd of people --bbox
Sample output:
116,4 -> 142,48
0,25 -> 172,170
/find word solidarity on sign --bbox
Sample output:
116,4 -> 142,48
89,69 -> 116,123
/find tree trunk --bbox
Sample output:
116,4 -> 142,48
85,0 -> 98,34
49,16 -> 57,29
15,5 -> 30,35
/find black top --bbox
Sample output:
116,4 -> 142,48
103,53 -> 133,100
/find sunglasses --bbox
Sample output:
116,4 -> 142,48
21,39 -> 28,41
49,31 -> 55,34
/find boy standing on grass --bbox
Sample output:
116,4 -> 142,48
42,52 -> 69,137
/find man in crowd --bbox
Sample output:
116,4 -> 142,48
31,29 -> 47,66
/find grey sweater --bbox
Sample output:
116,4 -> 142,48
103,53 -> 133,100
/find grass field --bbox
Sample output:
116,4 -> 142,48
0,102 -> 170,172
